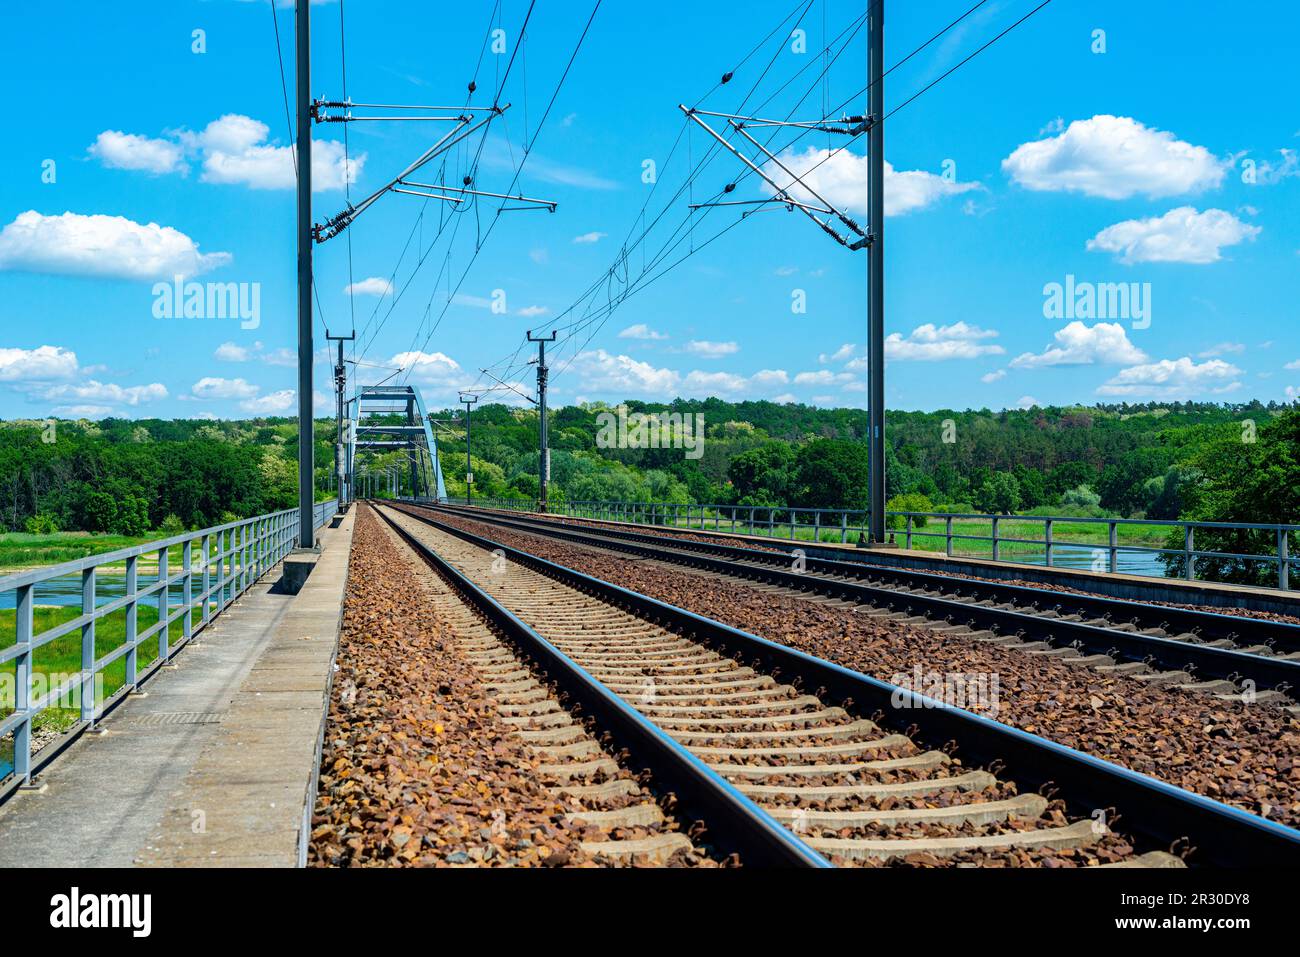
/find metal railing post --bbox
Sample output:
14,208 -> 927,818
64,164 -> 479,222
840,512 -> 847,544
157,545 -> 170,662
1280,528 -> 1290,591
125,554 -> 139,690
13,583 -> 33,785
906,514 -> 913,550
182,539 -> 193,643
946,516 -> 954,557
240,523 -> 250,593
1185,525 -> 1195,581
217,530 -> 227,611
991,516 -> 1000,562
1045,519 -> 1054,568
1109,522 -> 1118,574
80,567 -> 96,725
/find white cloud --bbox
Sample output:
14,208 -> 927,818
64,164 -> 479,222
819,343 -> 856,364
569,349 -> 680,396
572,231 -> 607,244
215,341 -> 252,362
0,345 -> 80,382
89,130 -> 187,175
682,370 -> 748,396
981,369 -> 1007,383
517,305 -> 550,318
1017,396 -> 1040,410
561,352 -> 832,402
1097,357 -> 1242,398
1199,342 -> 1246,358
683,340 -> 739,359
346,277 -> 393,297
1011,322 -> 1147,369
1002,115 -> 1227,199
793,369 -> 854,386
240,390 -> 296,414
42,380 -> 167,406
885,322 -> 1004,361
1245,149 -> 1298,185
762,147 -> 982,217
0,211 -> 231,280
92,114 -> 363,192
617,324 -> 667,341
751,369 -> 790,387
192,377 -> 259,400
261,348 -> 296,367
0,346 -> 164,412
214,341 -> 296,367
1086,207 -> 1261,264
1284,359 -> 1300,371
392,351 -> 463,386
53,404 -> 113,418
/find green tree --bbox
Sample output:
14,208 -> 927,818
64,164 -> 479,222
973,472 -> 1022,514
112,496 -> 151,536
728,442 -> 796,503
1159,411 -> 1300,584
886,492 -> 933,530
79,489 -> 119,533
792,439 -> 870,510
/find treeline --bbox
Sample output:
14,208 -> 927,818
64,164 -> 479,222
0,417 -> 336,534
425,398 -> 1289,519
5,398 -> 1296,582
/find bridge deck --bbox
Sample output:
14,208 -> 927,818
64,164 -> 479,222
0,510 -> 354,868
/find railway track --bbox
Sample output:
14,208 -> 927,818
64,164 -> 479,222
378,502 -> 1300,867
427,503 -> 1300,707
369,511 -> 711,866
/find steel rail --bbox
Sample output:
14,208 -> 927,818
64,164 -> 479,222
431,504 -> 1300,699
392,503 -> 1300,867
372,505 -> 831,868
457,503 -> 1300,652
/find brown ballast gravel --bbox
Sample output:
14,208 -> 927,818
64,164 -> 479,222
310,506 -> 712,867
432,510 -> 1300,830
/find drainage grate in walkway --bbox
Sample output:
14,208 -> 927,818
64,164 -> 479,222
126,712 -> 224,727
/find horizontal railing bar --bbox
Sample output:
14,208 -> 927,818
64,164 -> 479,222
0,503 -> 325,593
0,499 -> 336,796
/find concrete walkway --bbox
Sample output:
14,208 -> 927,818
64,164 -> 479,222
0,510 -> 354,868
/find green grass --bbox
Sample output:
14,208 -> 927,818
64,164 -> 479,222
0,603 -> 194,731
580,511 -> 1170,558
0,531 -> 187,573
897,517 -> 1168,558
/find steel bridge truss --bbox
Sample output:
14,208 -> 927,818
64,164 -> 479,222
348,385 -> 447,503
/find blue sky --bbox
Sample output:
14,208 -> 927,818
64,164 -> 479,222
1,0 -> 1297,420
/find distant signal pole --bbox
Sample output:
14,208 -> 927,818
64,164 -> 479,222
459,393 -> 479,506
527,331 -> 558,513
326,331 -> 355,508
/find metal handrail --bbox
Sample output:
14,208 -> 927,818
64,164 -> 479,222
435,495 -> 1297,591
0,498 -> 338,793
